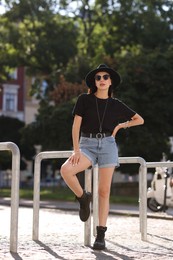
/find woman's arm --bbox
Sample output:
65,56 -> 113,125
69,115 -> 82,165
72,115 -> 82,152
112,113 -> 144,137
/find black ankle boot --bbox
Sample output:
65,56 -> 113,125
93,226 -> 107,250
76,190 -> 92,222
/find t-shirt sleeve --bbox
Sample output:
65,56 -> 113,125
72,94 -> 86,117
117,99 -> 136,120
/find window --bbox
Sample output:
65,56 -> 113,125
5,93 -> 15,111
2,84 -> 19,113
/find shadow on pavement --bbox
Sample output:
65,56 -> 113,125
106,239 -> 170,259
148,233 -> 173,242
10,252 -> 23,260
90,242 -> 132,260
91,248 -> 132,260
34,240 -> 66,260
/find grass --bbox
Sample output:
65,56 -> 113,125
0,187 -> 74,201
0,187 -> 138,205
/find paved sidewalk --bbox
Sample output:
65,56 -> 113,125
0,199 -> 173,259
1,197 -> 173,219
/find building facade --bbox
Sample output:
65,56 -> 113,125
0,67 -> 39,124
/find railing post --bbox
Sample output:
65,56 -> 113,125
10,143 -> 20,252
0,142 -> 20,253
84,167 -> 92,246
32,154 -> 41,240
139,161 -> 147,241
139,165 -> 142,232
93,165 -> 99,237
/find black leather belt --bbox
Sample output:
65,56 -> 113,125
81,132 -> 112,139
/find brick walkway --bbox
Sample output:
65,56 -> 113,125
0,204 -> 173,260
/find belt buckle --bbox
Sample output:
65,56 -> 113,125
96,133 -> 103,139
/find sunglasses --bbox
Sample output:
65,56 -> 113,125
95,74 -> 110,81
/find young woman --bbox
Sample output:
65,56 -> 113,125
61,64 -> 144,250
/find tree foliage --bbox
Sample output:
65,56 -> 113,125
49,75 -> 87,105
0,0 -> 78,83
21,99 -> 75,151
0,0 -> 173,168
116,47 -> 173,161
0,116 -> 33,169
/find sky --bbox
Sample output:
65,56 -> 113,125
0,1 -> 170,15
0,0 -> 6,14
0,1 -> 79,16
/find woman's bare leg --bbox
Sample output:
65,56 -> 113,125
60,153 -> 91,197
92,167 -> 114,250
98,167 -> 115,226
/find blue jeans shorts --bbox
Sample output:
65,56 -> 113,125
79,136 -> 119,168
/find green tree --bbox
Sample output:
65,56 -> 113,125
0,0 -> 79,86
92,0 -> 173,56
0,116 -> 33,169
1,0 -> 173,167
21,99 -> 76,151
116,46 -> 173,162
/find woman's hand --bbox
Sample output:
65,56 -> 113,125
68,151 -> 81,166
112,125 -> 121,137
112,114 -> 144,137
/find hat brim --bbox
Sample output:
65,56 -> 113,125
85,67 -> 121,89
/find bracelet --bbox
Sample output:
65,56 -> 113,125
74,150 -> 80,153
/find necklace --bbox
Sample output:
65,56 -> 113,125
95,96 -> 109,133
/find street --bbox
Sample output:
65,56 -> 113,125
0,204 -> 173,260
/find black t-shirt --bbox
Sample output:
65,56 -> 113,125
72,93 -> 136,133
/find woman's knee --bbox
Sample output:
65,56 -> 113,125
60,163 -> 68,178
98,186 -> 110,199
60,162 -> 76,179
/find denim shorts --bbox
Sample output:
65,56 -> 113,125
79,136 -> 119,168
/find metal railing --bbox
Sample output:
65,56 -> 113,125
85,157 -> 147,242
32,151 -> 73,240
32,150 -> 95,245
146,161 -> 173,169
32,151 -> 147,244
0,142 -> 20,253
1,143 -> 171,252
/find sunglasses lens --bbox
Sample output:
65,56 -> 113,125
103,75 -> 110,80
95,74 -> 110,81
95,75 -> 101,81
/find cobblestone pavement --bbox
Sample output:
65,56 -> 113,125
0,205 -> 173,260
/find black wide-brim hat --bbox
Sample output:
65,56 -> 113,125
85,64 -> 121,89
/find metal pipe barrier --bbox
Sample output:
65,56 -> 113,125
32,151 -> 73,241
89,160 -> 173,243
85,157 -> 147,241
92,166 -> 99,237
0,142 -> 20,253
84,167 -> 92,245
146,161 -> 173,169
33,151 -> 95,246
32,152 -> 147,245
